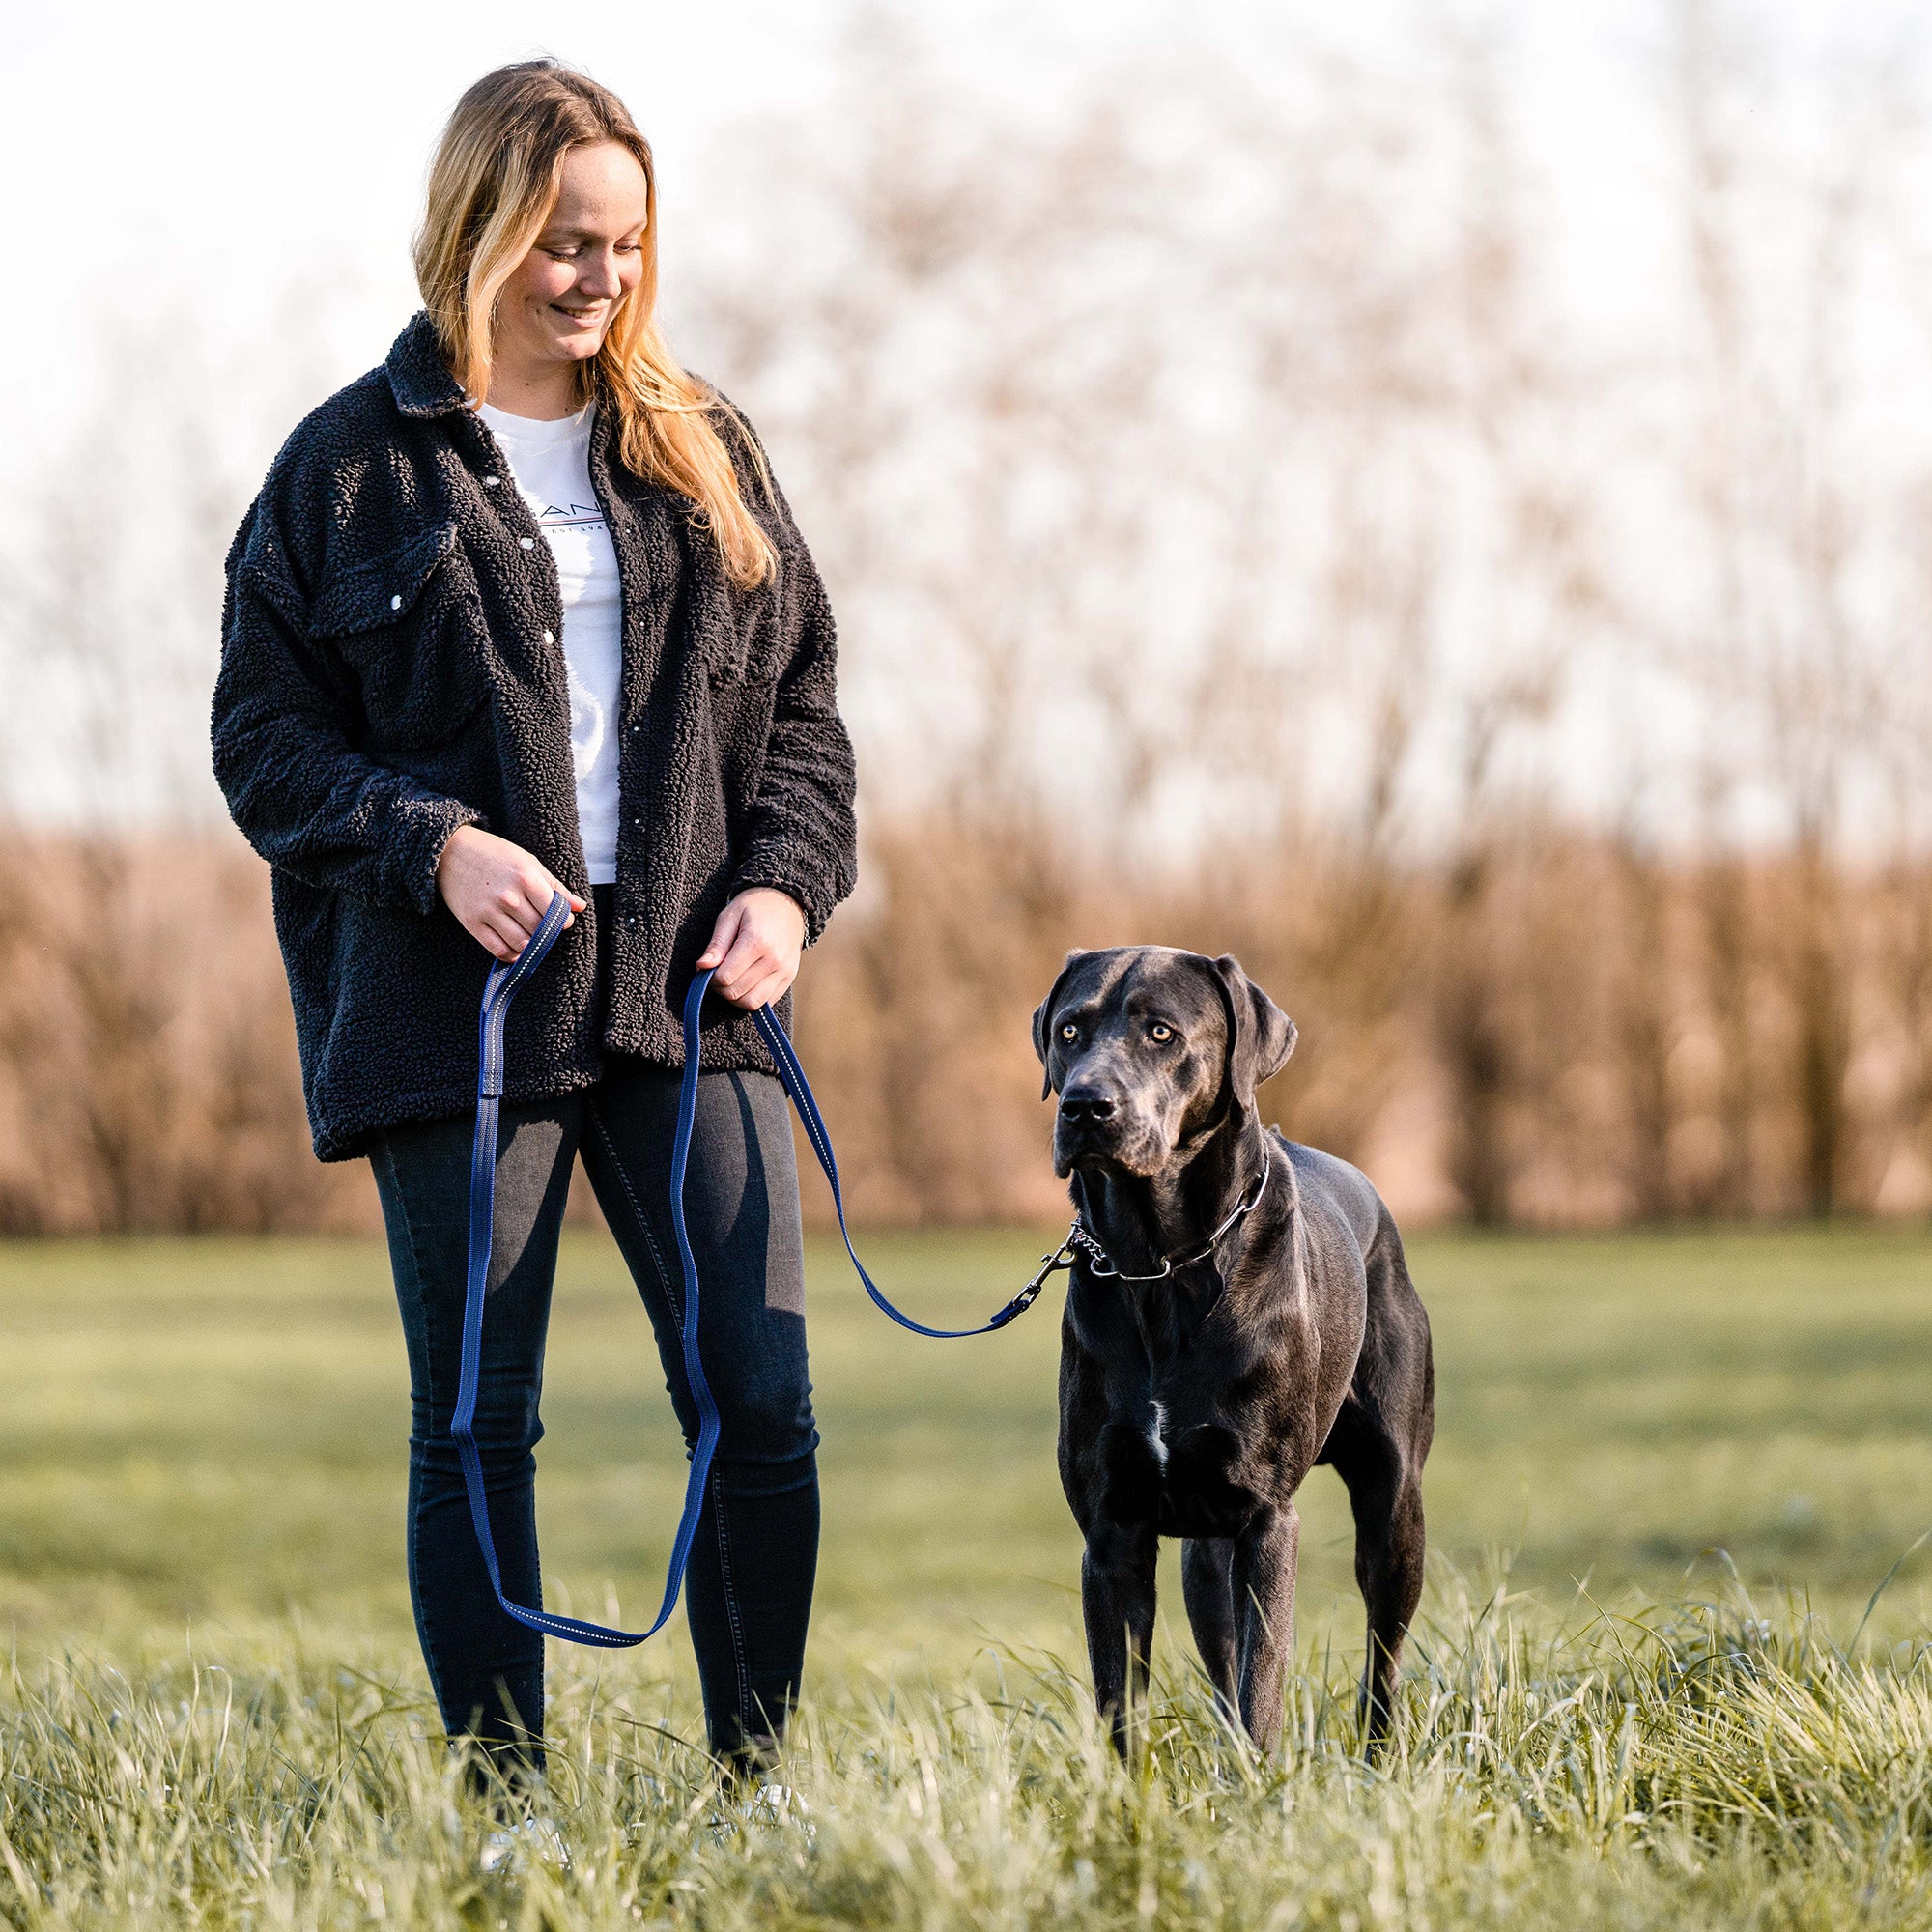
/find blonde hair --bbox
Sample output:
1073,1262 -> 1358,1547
415,60 -> 776,587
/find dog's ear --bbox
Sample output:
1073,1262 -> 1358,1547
1208,953 -> 1297,1111
1032,949 -> 1092,1101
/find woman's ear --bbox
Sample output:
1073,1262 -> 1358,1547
1032,950 -> 1092,1101
1208,953 -> 1297,1111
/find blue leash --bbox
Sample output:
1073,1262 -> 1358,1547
453,895 -> 1068,1648
746,970 -> 1058,1343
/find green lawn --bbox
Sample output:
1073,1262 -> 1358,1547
4,1225 -> 1929,1662
5,1224 -> 1932,1928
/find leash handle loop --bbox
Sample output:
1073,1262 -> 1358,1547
452,892 -> 720,1649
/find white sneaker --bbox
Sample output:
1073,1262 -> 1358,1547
706,1779 -> 815,1842
744,1782 -> 813,1837
480,1816 -> 570,1874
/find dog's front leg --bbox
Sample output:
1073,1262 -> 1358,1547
1181,1538 -> 1238,1719
1082,1521 -> 1158,1754
1233,1502 -> 1299,1750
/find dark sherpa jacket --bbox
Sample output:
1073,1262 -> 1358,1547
212,312 -> 858,1163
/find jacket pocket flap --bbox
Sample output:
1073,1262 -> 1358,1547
309,522 -> 460,638
234,555 -> 310,634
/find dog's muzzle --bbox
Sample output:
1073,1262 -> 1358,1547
1054,1084 -> 1162,1176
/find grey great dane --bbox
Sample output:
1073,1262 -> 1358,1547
1033,946 -> 1434,1753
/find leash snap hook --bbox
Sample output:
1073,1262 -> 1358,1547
991,1234 -> 1080,1327
1031,1233 -> 1080,1292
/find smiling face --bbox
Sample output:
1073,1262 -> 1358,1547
490,139 -> 651,411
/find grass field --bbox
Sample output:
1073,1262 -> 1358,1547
4,1224 -> 1932,1926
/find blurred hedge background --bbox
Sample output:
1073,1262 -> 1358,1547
2,7 -> 1928,1234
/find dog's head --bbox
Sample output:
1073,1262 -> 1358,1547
1031,947 -> 1296,1179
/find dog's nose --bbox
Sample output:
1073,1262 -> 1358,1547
1060,1086 -> 1118,1122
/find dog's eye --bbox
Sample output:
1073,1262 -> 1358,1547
1149,1023 -> 1174,1043
1060,1022 -> 1078,1042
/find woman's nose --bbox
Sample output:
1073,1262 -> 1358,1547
578,250 -> 622,299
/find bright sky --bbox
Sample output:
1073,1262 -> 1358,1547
4,0 -> 1923,493
4,0 -> 1925,844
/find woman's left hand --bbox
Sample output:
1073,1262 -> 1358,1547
697,888 -> 808,1009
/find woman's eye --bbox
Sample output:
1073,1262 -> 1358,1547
1150,1023 -> 1174,1043
1060,1023 -> 1078,1042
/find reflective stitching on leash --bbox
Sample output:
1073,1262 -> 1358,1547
710,1473 -> 752,1729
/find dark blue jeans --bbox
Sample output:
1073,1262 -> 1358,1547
368,889 -> 818,1779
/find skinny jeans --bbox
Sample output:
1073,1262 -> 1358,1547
367,884 -> 818,1779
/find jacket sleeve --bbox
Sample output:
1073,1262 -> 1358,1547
723,444 -> 859,946
211,492 -> 484,915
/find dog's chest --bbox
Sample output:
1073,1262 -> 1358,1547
1098,1385 -> 1264,1537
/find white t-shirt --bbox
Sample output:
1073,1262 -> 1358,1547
476,400 -> 624,885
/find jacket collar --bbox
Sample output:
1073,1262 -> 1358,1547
384,311 -> 469,419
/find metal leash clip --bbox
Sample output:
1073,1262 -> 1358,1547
987,1233 -> 1082,1327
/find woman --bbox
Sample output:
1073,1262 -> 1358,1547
212,60 -> 857,1790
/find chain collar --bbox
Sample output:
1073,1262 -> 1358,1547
1067,1147 -> 1272,1282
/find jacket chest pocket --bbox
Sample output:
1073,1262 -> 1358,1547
310,522 -> 489,751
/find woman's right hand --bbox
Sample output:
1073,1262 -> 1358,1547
435,824 -> 587,962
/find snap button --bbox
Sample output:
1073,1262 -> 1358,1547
520,537 -> 535,551
389,594 -> 402,611
483,475 -> 501,487
541,629 -> 554,645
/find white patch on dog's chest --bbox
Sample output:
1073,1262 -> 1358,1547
1147,1401 -> 1169,1470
